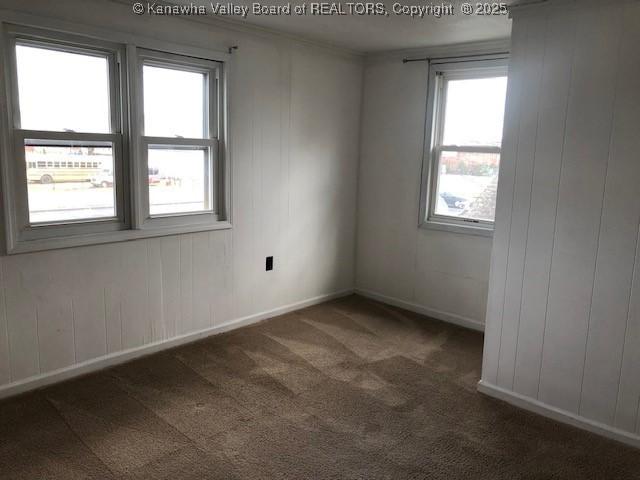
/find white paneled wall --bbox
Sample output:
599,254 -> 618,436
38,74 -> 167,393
481,0 -> 640,444
354,42 -> 511,330
0,0 -> 361,394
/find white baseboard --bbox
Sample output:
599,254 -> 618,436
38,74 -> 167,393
478,380 -> 640,450
355,288 -> 485,332
0,289 -> 353,400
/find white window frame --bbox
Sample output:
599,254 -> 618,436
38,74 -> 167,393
133,49 -> 225,231
2,25 -> 130,248
419,56 -> 508,237
0,15 -> 231,254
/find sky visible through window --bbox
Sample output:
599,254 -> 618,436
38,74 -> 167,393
16,45 -> 111,133
143,65 -> 205,138
442,76 -> 507,147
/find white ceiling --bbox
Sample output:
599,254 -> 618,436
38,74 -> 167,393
175,0 -> 512,53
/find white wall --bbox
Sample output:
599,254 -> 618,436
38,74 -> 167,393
481,0 -> 640,443
0,0 -> 362,394
354,42 -> 511,330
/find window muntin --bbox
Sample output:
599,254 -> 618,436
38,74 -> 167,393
138,50 -> 220,222
424,61 -> 508,232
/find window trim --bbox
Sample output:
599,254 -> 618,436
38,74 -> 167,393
0,15 -> 232,254
419,56 -> 508,237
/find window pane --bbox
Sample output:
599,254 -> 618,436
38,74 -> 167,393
25,141 -> 115,223
148,147 -> 210,216
143,65 -> 206,138
434,151 -> 500,222
442,76 -> 507,147
16,45 -> 111,133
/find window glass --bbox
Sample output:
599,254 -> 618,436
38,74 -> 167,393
143,65 -> 206,138
15,45 -> 111,133
441,76 -> 507,147
25,141 -> 115,223
147,147 -> 209,216
434,151 -> 500,222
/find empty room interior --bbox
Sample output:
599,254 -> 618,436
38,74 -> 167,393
1,0 -> 640,478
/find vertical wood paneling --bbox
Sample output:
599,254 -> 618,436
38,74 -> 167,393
209,230 -> 233,326
538,6 -> 622,413
616,225 -> 640,433
36,297 -> 75,373
496,15 -> 547,389
290,49 -> 348,302
512,12 -> 576,398
481,18 -> 529,385
288,48 -> 361,304
160,236 -> 180,339
613,227 -> 640,433
610,2 -> 640,434
4,255 -> 39,380
26,251 -> 76,373
146,238 -> 164,341
192,232 -> 212,331
3,257 -> 40,381
179,235 -> 194,335
72,290 -> 107,363
230,42 -> 258,321
356,60 -> 424,302
579,4 -> 640,424
104,286 -> 122,354
119,241 -> 150,349
95,241 -> 124,355
0,260 -> 10,384
249,47 -> 266,311
485,1 -> 640,439
72,245 -> 114,362
278,47 -> 293,307
254,44 -> 283,314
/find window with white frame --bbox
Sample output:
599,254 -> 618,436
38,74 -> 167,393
420,57 -> 508,234
1,23 -> 228,253
137,50 -> 222,226
6,28 -> 128,241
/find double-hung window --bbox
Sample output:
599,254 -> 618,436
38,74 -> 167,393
5,26 -> 128,245
420,57 -> 508,235
136,50 -> 223,228
1,23 -> 228,253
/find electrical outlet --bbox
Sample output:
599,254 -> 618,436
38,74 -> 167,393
266,256 -> 273,271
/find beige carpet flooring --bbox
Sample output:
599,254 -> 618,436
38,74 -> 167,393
1,295 -> 639,479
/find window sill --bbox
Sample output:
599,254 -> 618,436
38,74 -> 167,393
7,221 -> 232,255
419,219 -> 493,238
